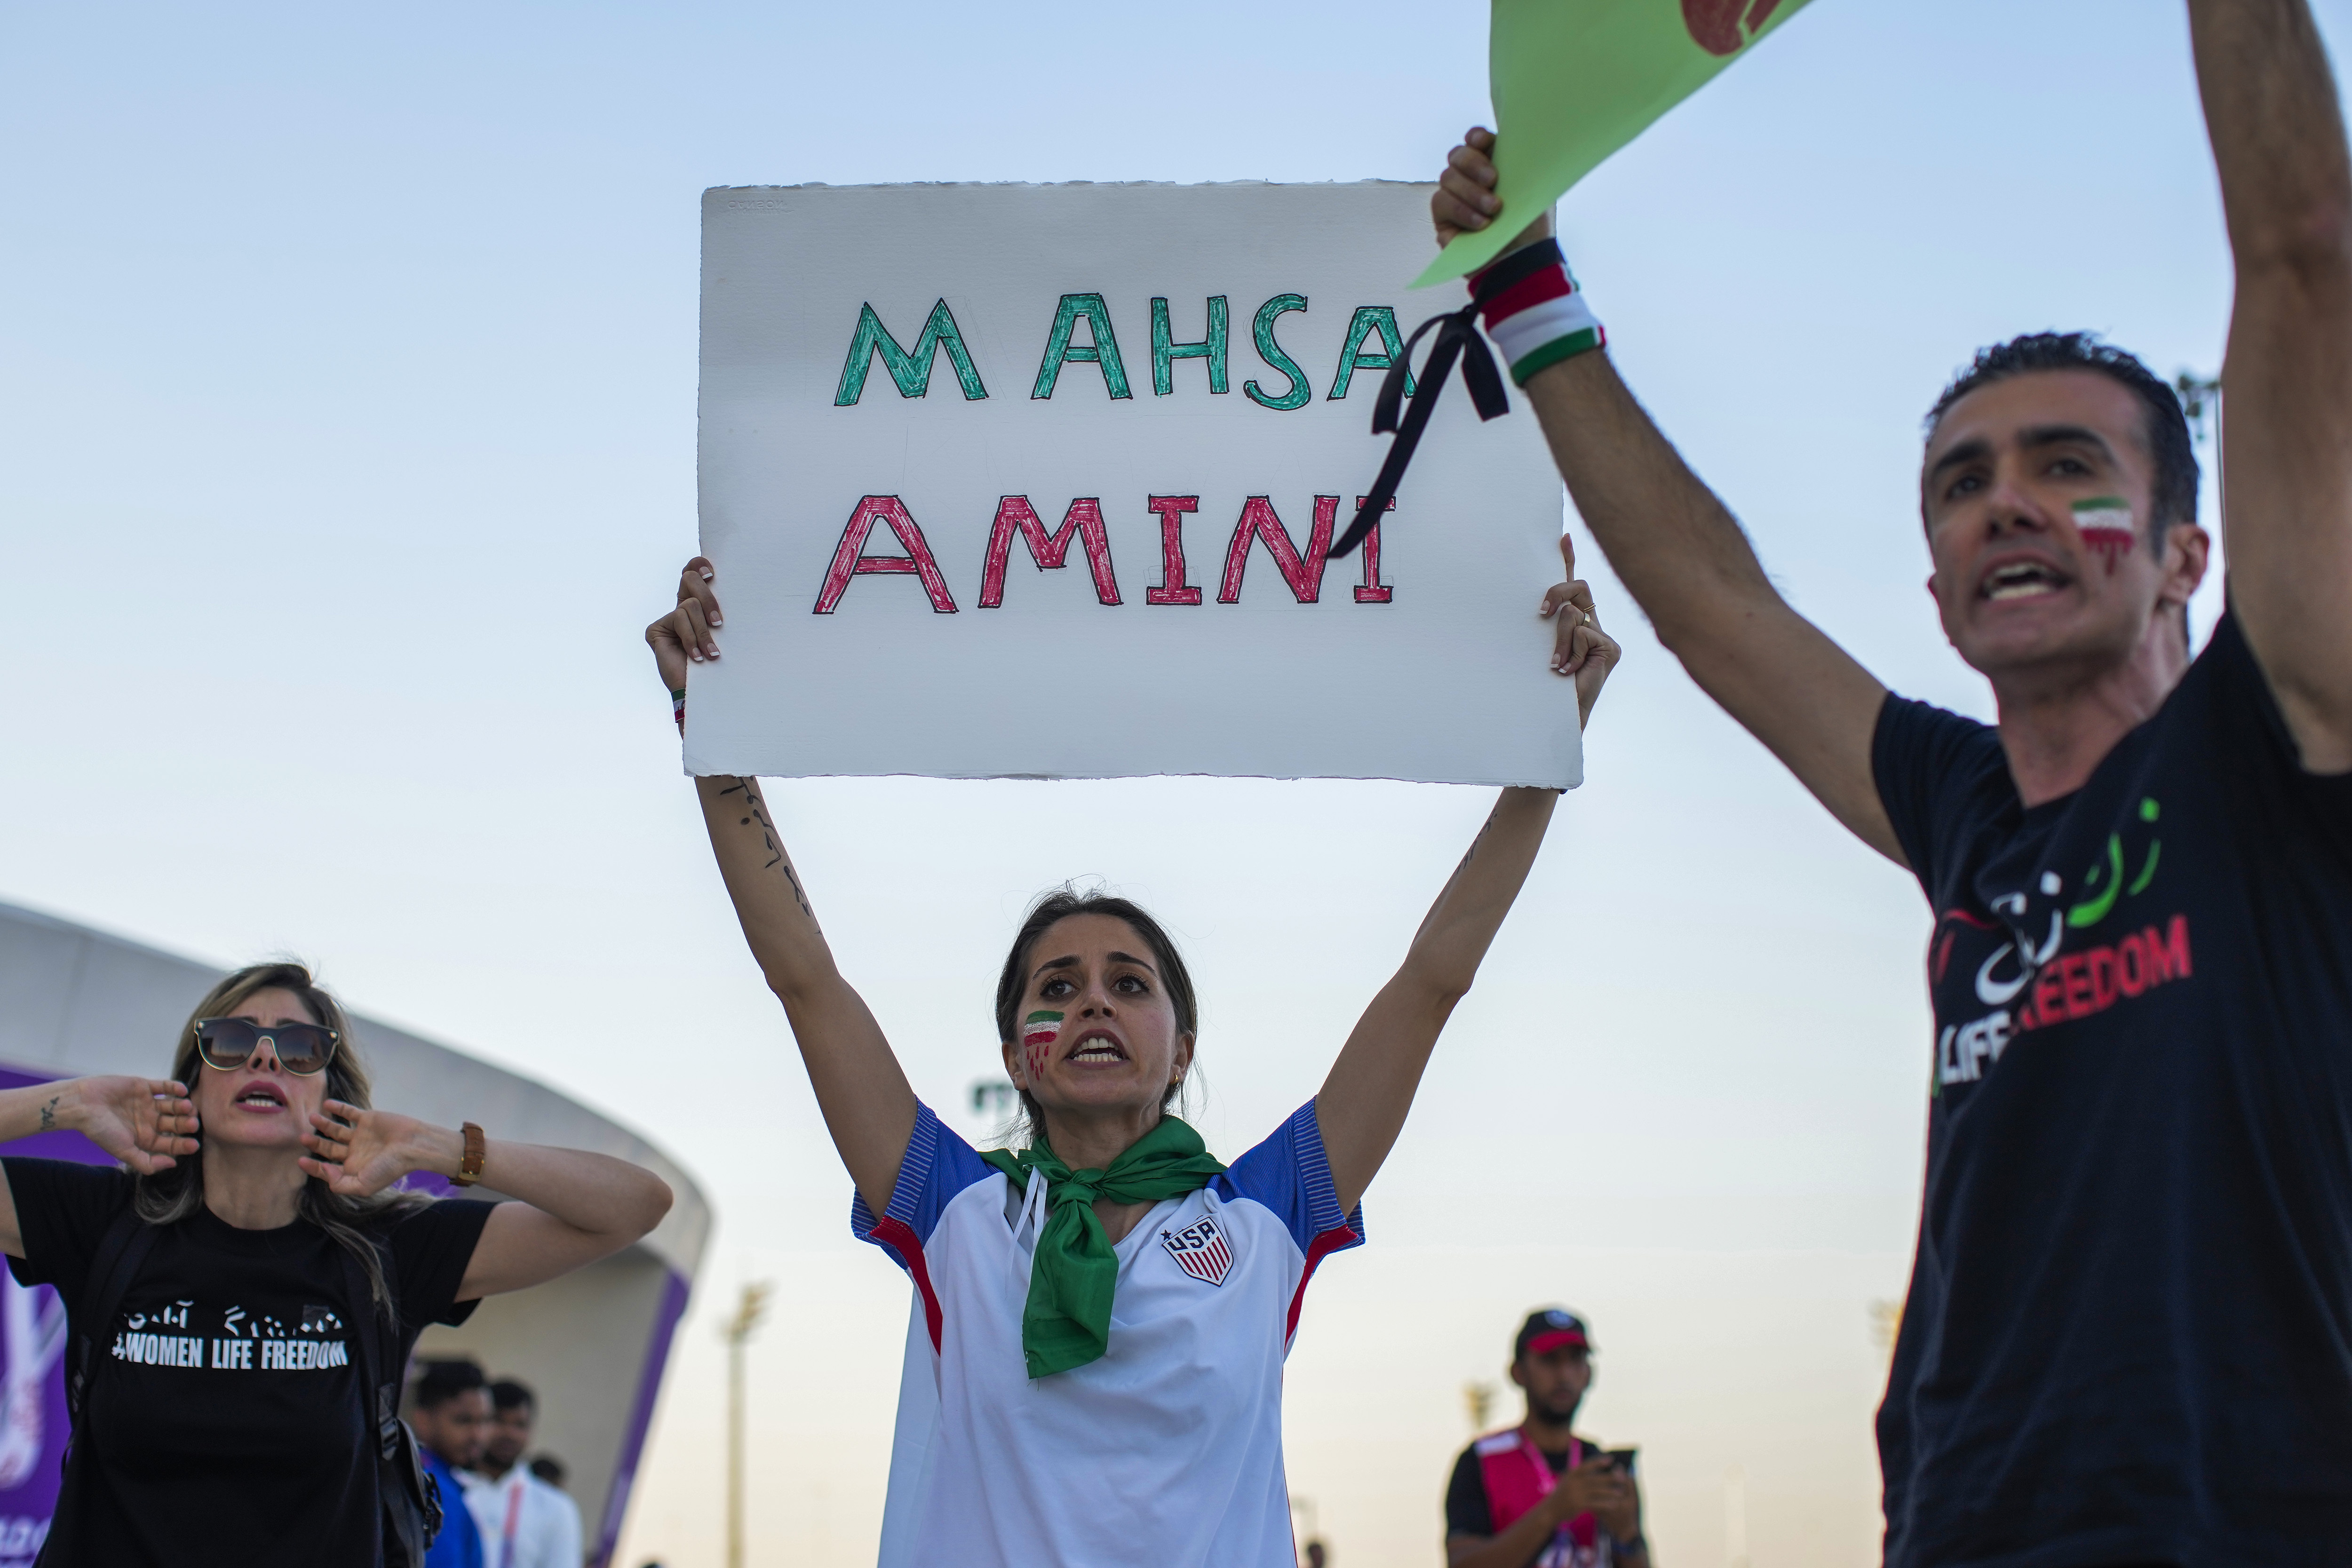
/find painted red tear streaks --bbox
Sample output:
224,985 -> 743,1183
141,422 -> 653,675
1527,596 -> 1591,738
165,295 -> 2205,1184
1024,1041 -> 1049,1082
1683,0 -> 1782,56
1219,495 -> 1334,604
1351,495 -> 1396,603
1144,495 -> 1203,605
977,496 -> 1122,607
2080,525 -> 2135,575
812,495 -> 960,614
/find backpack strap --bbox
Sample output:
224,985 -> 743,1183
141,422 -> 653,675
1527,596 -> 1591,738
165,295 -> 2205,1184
36,1204 -> 161,1568
68,1204 -> 159,1429
332,1236 -> 406,1460
335,1231 -> 447,1568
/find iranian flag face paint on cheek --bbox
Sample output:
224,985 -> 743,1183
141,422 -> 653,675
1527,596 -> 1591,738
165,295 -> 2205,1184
1022,1011 -> 1063,1082
2073,497 -> 2137,574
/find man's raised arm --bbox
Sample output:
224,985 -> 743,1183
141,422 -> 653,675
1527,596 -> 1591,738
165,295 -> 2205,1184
1434,133 -> 1903,864
2191,0 -> 2352,773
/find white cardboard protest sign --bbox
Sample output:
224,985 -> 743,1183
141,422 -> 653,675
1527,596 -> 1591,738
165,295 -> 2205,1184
690,181 -> 1579,787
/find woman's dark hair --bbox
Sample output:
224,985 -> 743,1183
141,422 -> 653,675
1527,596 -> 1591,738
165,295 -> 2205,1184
992,886 -> 1198,1149
139,961 -> 426,1317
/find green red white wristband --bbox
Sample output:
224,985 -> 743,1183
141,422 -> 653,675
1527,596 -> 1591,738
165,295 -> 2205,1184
1469,238 -> 1605,386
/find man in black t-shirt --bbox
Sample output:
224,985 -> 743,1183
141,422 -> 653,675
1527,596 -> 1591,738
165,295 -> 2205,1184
1443,1311 -> 1645,1568
1427,2 -> 2352,1563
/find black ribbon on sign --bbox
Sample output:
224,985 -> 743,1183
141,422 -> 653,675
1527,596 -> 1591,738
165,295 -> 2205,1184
1328,238 -> 1567,560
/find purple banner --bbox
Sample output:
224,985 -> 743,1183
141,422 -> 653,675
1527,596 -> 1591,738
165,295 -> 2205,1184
596,1268 -> 690,1568
0,1065 -> 115,1567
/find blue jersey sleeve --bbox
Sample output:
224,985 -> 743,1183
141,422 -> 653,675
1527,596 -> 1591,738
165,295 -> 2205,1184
1214,1100 -> 1366,1258
850,1102 -> 996,1269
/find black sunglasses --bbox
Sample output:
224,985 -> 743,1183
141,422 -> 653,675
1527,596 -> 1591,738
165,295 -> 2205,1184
192,1017 -> 341,1077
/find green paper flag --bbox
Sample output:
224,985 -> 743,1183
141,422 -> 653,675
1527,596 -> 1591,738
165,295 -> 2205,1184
1414,0 -> 1818,288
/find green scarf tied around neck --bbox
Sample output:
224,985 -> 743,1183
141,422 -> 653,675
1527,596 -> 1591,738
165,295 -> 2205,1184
979,1115 -> 1228,1379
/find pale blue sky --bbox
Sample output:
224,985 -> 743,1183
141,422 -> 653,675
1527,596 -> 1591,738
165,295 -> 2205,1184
4,2 -> 2342,1562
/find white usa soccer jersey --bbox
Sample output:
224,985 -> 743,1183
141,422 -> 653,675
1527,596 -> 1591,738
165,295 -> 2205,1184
852,1100 -> 1365,1568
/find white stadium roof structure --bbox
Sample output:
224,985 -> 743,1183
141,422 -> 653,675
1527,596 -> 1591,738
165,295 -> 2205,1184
0,898 -> 709,1564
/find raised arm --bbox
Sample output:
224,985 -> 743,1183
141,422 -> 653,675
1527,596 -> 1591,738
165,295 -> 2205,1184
1433,133 -> 1902,863
298,1109 -> 675,1298
1315,541 -> 1618,1213
2191,0 -> 2352,772
0,1076 -> 198,1257
648,560 -> 916,1211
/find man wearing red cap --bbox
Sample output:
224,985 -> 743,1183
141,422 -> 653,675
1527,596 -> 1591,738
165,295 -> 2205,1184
1444,1310 -> 1647,1568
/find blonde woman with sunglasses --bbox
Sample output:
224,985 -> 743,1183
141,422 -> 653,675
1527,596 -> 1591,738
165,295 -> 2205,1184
0,961 -> 673,1568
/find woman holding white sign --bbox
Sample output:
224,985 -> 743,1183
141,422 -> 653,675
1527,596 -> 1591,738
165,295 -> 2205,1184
648,541 -> 1618,1568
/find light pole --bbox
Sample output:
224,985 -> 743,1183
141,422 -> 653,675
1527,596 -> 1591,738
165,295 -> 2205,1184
1462,1380 -> 1497,1433
1724,1463 -> 1748,1568
2175,370 -> 2222,448
722,1281 -> 773,1568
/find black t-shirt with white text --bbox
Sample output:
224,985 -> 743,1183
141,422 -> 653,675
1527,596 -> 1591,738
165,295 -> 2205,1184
2,1158 -> 494,1568
1873,610 -> 2352,1567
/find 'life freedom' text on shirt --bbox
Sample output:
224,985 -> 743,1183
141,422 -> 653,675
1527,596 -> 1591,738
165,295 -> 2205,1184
113,1329 -> 348,1371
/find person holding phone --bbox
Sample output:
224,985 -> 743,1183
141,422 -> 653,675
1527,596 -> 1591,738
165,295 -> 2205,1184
1445,1310 -> 1647,1568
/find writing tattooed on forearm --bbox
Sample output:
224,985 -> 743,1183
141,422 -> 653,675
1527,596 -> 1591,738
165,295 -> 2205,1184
38,1096 -> 57,1132
780,859 -> 815,922
720,780 -> 816,921
1452,815 -> 1494,880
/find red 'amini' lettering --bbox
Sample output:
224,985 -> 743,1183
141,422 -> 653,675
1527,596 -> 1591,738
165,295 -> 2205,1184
1351,495 -> 1395,604
1218,495 -> 1334,605
1144,495 -> 1202,606
814,495 -> 959,614
977,496 -> 1121,608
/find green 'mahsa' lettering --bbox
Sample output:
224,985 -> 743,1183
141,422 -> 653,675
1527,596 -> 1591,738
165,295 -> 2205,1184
834,300 -> 989,406
1033,294 -> 1133,400
1328,305 -> 1416,400
1245,294 -> 1310,411
1152,296 -> 1228,396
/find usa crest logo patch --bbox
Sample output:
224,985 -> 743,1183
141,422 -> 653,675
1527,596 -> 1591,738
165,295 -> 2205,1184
1161,1216 -> 1232,1287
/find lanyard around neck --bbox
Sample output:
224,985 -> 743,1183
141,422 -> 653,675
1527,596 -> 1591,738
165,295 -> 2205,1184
1519,1429 -> 1581,1495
